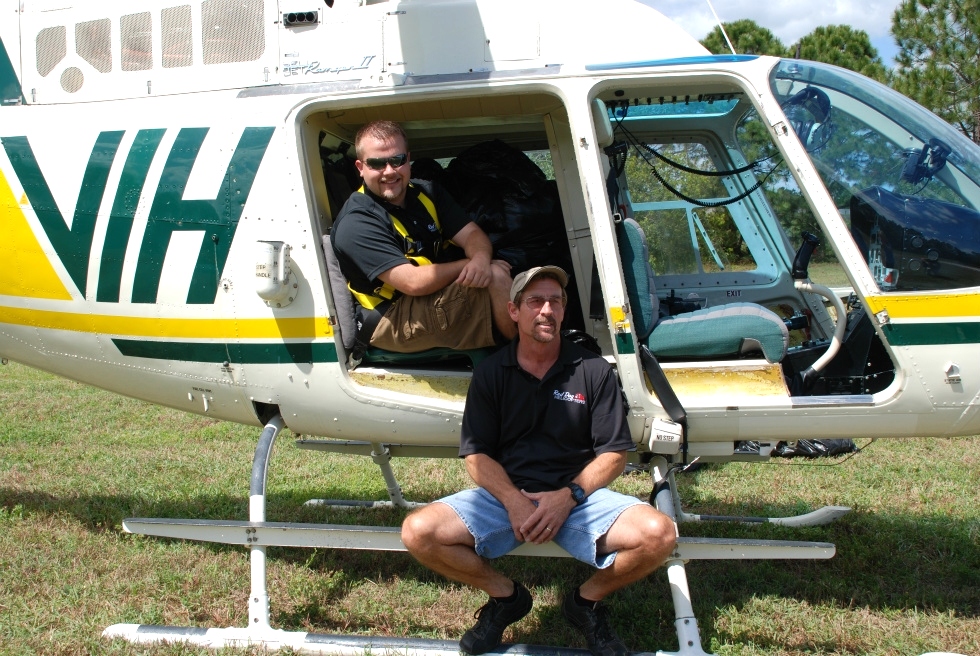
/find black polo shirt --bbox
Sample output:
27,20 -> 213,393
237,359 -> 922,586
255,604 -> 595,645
330,180 -> 470,300
460,339 -> 634,492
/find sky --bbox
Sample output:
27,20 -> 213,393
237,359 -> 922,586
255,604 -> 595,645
642,0 -> 905,66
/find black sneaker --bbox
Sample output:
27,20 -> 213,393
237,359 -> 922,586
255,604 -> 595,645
459,581 -> 533,655
561,590 -> 629,656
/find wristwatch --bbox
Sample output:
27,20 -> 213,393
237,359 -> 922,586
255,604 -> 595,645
567,482 -> 587,506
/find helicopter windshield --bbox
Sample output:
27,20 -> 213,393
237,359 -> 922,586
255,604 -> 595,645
766,59 -> 980,292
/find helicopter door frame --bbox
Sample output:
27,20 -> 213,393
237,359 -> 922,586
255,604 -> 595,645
542,110 -> 608,347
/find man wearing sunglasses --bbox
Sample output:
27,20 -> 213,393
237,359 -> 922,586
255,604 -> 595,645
401,266 -> 677,656
331,120 -> 515,353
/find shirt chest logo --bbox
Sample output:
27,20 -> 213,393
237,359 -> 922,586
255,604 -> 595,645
554,390 -> 586,405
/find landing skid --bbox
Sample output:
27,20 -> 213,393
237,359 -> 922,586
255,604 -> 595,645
101,628 -> 601,656
104,417 -> 836,655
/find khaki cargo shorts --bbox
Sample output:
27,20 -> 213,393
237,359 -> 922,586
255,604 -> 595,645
370,281 -> 495,352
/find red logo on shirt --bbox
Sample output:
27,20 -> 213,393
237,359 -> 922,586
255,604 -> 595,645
554,390 -> 586,405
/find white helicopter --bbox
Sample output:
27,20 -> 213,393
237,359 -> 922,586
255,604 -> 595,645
2,0 -> 978,654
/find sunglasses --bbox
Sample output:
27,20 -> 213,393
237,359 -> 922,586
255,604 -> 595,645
522,295 -> 566,311
363,154 -> 409,171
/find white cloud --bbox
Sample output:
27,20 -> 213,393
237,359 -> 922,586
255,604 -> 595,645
640,0 -> 902,59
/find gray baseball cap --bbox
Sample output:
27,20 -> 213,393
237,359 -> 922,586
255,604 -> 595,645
510,266 -> 569,302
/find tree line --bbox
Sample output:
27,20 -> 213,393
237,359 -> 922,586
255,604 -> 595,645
700,0 -> 980,144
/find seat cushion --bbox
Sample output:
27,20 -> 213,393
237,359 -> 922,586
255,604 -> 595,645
649,303 -> 789,363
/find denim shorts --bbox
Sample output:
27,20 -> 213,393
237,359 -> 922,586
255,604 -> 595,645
437,487 -> 644,568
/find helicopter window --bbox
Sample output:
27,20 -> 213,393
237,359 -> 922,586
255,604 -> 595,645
36,27 -> 67,77
526,150 -> 555,180
161,5 -> 194,68
734,108 -> 848,289
625,140 -> 757,276
611,97 -> 741,120
769,59 -> 980,292
201,0 -> 265,65
121,12 -> 153,72
75,19 -> 113,74
599,92 -> 789,284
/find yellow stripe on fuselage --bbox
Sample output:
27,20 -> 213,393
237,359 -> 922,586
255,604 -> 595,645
865,293 -> 980,320
0,305 -> 334,339
0,169 -> 72,300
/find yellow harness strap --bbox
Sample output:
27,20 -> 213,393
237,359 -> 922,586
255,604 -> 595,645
348,185 -> 444,310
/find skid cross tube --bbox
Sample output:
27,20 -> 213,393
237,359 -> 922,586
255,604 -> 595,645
301,441 -> 426,509
667,468 -> 851,527
105,419 -> 836,654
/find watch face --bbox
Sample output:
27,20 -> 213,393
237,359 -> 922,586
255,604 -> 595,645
569,483 -> 585,504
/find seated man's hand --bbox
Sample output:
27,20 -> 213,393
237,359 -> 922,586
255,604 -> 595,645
517,489 -> 576,544
504,495 -> 540,543
456,254 -> 493,288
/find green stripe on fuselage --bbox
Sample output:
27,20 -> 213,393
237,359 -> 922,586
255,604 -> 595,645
132,126 -> 275,305
2,126 -> 274,303
98,129 -> 166,302
0,36 -> 24,105
112,338 -> 340,364
615,332 -> 636,355
882,321 -> 980,346
2,132 -> 124,297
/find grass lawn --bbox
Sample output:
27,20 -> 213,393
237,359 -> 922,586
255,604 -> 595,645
1,361 -> 979,656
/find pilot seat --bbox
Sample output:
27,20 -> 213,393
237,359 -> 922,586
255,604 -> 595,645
617,217 -> 788,363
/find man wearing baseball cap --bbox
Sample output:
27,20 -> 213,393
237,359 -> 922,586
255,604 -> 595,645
402,266 -> 676,656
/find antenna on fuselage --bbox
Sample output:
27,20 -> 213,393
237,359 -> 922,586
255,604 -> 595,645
705,0 -> 736,55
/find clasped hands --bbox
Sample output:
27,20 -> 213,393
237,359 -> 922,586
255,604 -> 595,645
509,488 -> 577,545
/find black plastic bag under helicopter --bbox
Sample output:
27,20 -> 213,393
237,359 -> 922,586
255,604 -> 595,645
773,439 -> 859,459
734,439 -> 859,458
